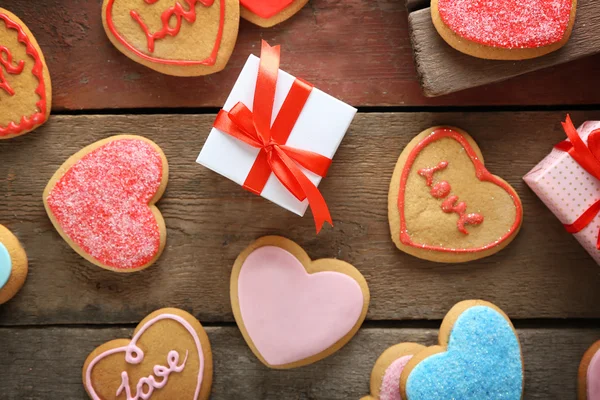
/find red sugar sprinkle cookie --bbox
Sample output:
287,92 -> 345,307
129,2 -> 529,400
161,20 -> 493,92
0,8 -> 52,139
431,0 -> 578,60
240,0 -> 308,27
43,135 -> 169,272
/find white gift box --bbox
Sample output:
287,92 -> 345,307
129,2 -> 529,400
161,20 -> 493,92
197,54 -> 357,216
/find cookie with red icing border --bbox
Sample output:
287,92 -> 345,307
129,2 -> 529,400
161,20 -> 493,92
43,135 -> 168,272
431,0 -> 577,60
231,236 -> 370,369
578,340 -> 600,400
240,0 -> 308,27
361,343 -> 426,400
0,224 -> 28,305
102,0 -> 240,76
388,126 -> 522,263
83,308 -> 213,400
0,8 -> 51,139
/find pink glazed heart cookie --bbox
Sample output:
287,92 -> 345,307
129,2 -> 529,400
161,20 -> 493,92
579,340 -> 600,399
240,0 -> 308,27
431,0 -> 577,60
83,308 -> 213,400
231,236 -> 370,369
361,343 -> 426,400
388,126 -> 522,263
43,135 -> 168,272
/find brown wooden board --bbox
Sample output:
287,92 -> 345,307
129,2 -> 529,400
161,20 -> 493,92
0,325 -> 598,399
0,0 -> 599,109
1,111 -> 600,326
409,0 -> 600,97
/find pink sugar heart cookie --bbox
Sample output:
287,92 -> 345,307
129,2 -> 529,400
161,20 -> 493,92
231,236 -> 370,369
431,0 -> 577,60
43,135 -> 168,272
579,340 -> 600,400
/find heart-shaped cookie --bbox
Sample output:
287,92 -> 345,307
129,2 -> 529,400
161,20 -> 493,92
579,340 -> 600,400
0,224 -> 27,305
240,0 -> 308,27
231,236 -> 370,369
432,0 -> 577,60
361,343 -> 426,400
43,135 -> 168,272
388,126 -> 522,263
400,300 -> 524,400
83,308 -> 212,400
102,0 -> 240,76
0,9 -> 52,139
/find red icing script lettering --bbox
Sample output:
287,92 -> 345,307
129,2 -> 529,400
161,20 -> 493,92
417,161 -> 484,235
0,45 -> 24,96
130,0 -> 215,53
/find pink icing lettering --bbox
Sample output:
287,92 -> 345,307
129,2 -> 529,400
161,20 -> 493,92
430,181 -> 451,199
418,161 -> 448,186
0,45 -> 25,96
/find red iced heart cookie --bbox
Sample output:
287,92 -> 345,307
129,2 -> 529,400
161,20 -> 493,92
83,308 -> 213,400
231,236 -> 370,369
240,0 -> 308,27
432,0 -> 577,60
43,135 -> 168,272
0,9 -> 52,139
388,127 -> 522,263
102,0 -> 240,76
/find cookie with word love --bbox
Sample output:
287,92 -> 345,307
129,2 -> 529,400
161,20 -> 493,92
361,343 -> 426,400
578,340 -> 600,399
43,135 -> 168,272
400,300 -> 524,400
240,0 -> 308,27
0,224 -> 28,304
231,236 -> 370,369
431,0 -> 577,60
83,308 -> 212,400
102,0 -> 240,76
388,126 -> 522,263
0,8 -> 51,139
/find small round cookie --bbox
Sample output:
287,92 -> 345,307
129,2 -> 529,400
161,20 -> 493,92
43,135 -> 168,272
240,0 -> 308,27
362,343 -> 426,400
0,8 -> 52,139
578,340 -> 600,400
83,308 -> 213,400
102,0 -> 240,76
400,300 -> 524,400
388,126 -> 522,263
0,224 -> 28,304
431,0 -> 577,60
231,236 -> 370,369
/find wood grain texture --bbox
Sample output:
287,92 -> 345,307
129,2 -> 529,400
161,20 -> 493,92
0,325 -> 598,399
2,0 -> 600,109
406,0 -> 429,12
410,0 -> 600,97
1,112 -> 600,325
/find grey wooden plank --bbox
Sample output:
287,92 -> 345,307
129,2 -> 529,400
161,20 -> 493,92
2,112 -> 600,325
409,0 -> 600,96
0,325 -> 597,399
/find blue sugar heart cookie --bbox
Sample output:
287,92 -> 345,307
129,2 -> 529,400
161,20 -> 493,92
405,305 -> 523,400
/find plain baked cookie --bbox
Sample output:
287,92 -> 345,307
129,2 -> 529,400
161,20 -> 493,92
578,340 -> 600,399
431,0 -> 577,60
231,235 -> 370,369
83,308 -> 213,400
240,0 -> 308,27
102,0 -> 240,76
0,8 -> 52,139
361,343 -> 426,400
43,135 -> 168,272
400,300 -> 524,400
0,224 -> 27,304
388,126 -> 522,263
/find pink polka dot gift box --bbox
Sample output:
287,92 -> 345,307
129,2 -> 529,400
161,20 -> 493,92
524,116 -> 600,264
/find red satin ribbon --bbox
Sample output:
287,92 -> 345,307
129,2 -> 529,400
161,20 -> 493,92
213,40 -> 333,233
555,115 -> 600,249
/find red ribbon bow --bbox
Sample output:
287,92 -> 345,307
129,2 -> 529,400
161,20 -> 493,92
213,41 -> 333,233
555,115 -> 600,249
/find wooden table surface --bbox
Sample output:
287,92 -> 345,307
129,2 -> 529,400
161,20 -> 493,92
1,1 -> 600,399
